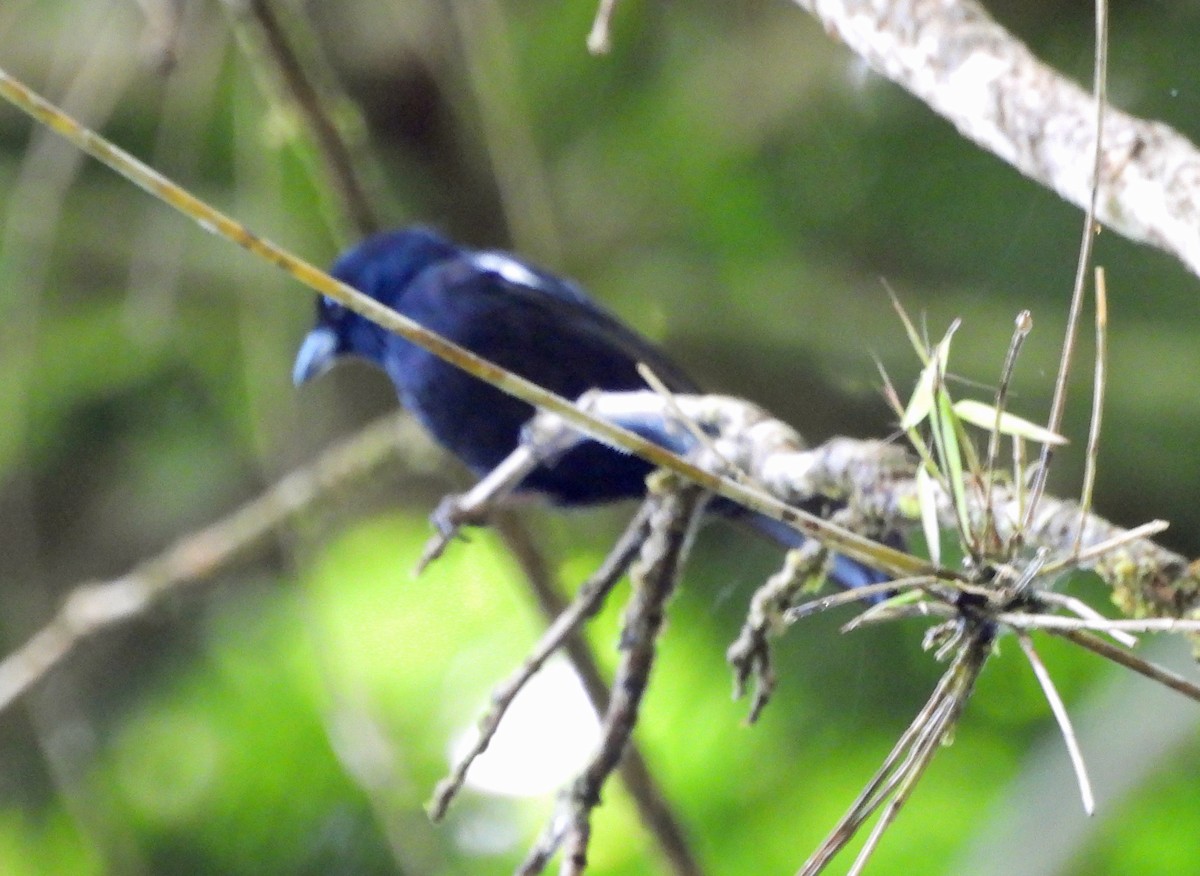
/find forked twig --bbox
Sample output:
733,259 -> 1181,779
518,479 -> 709,875
428,503 -> 654,819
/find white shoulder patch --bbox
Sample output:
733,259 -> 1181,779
472,251 -> 543,289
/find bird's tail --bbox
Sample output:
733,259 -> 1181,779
741,511 -> 889,591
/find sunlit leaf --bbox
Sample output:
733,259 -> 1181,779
901,321 -> 959,430
917,464 -> 941,566
935,389 -> 972,544
953,399 -> 1068,446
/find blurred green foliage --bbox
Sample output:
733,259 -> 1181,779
1,0 -> 1199,873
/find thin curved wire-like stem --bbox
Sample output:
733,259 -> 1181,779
1024,0 -> 1109,527
1016,633 -> 1095,814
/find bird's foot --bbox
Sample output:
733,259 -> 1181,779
416,444 -> 546,573
416,494 -> 493,574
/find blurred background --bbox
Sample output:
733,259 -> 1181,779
0,0 -> 1198,873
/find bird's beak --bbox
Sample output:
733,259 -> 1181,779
292,326 -> 340,385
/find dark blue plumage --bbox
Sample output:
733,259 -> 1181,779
293,227 -> 881,588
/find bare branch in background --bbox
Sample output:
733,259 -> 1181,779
0,413 -> 418,715
220,0 -> 381,237
792,0 -> 1200,278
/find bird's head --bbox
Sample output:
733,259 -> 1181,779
292,227 -> 460,385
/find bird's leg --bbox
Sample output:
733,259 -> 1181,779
417,404 -> 594,573
417,445 -> 544,572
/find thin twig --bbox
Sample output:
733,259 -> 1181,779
1053,630 -> 1200,704
1074,267 -> 1108,556
0,67 -> 731,506
982,310 -> 1032,549
784,577 -> 937,622
1015,633 -> 1095,815
999,613 -> 1200,636
1037,590 -> 1137,648
518,482 -> 709,875
221,0 -> 380,237
1024,0 -> 1110,527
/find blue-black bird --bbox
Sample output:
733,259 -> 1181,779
293,227 -> 881,588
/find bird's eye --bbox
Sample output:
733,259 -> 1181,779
318,296 -> 347,322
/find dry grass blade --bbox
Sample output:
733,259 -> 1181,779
1074,267 -> 1108,556
797,631 -> 992,876
1025,0 -> 1110,528
1040,519 -> 1169,574
1016,632 -> 1095,814
784,578 -> 937,622
983,309 -> 1033,546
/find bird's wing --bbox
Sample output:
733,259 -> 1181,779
412,249 -> 703,395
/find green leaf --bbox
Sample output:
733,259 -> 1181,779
901,321 -> 959,430
953,399 -> 1068,446
917,464 -> 942,566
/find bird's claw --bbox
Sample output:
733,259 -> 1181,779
416,494 -> 493,574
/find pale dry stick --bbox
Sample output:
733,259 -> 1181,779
840,598 -> 958,635
999,614 -> 1200,637
784,577 -> 938,622
1023,0 -> 1109,530
1037,590 -> 1136,648
0,67 -> 819,548
1074,267 -> 1109,557
1016,632 -> 1096,815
